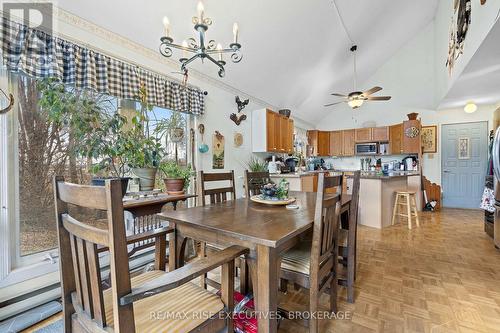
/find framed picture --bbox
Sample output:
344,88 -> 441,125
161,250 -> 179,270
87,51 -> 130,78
458,137 -> 470,159
421,125 -> 437,153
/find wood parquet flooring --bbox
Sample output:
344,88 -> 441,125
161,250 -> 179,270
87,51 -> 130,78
24,209 -> 500,333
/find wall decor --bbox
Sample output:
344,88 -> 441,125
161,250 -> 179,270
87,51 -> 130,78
234,132 -> 243,147
0,89 -> 14,114
458,137 -> 470,159
446,0 -> 472,74
230,96 -> 249,126
405,126 -> 420,138
197,123 -> 209,153
421,125 -> 438,153
212,131 -> 225,169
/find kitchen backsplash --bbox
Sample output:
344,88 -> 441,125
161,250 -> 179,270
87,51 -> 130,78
323,155 -> 412,170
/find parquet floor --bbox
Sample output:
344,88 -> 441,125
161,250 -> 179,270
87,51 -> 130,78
24,209 -> 500,333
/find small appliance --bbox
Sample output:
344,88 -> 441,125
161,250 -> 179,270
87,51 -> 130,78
285,157 -> 298,173
355,143 -> 378,155
402,156 -> 417,171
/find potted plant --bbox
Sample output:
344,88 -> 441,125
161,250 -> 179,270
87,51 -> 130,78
159,161 -> 192,194
247,156 -> 268,172
38,79 -> 132,195
164,111 -> 186,143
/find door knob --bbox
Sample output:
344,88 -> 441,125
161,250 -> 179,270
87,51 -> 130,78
443,170 -> 451,173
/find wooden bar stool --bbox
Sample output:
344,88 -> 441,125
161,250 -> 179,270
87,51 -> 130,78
391,190 -> 420,229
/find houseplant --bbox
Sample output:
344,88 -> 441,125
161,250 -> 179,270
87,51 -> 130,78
38,78 -> 131,195
247,156 -> 268,172
159,161 -> 192,194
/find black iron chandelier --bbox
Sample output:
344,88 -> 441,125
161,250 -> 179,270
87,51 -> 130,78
159,1 -> 242,78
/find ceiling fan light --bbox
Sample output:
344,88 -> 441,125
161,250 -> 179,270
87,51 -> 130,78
464,102 -> 477,113
348,99 -> 364,109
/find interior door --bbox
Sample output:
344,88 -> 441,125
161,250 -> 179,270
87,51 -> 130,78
442,122 -> 488,208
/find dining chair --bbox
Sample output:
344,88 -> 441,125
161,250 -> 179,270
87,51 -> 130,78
279,173 -> 342,333
338,170 -> 360,303
243,170 -> 271,197
197,170 -> 249,293
54,176 -> 246,333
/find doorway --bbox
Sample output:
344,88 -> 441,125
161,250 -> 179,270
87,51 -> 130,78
441,121 -> 488,209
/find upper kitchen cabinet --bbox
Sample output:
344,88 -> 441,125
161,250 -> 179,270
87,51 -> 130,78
252,108 -> 294,153
372,126 -> 389,142
329,130 -> 343,156
307,130 -> 330,156
342,129 -> 356,156
389,123 -> 403,154
355,128 -> 373,143
402,120 -> 422,154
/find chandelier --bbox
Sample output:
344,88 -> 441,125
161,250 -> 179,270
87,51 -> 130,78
159,2 -> 242,78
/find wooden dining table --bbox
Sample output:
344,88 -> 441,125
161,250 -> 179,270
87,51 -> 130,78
157,191 -> 351,333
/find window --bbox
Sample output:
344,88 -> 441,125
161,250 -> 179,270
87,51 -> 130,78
0,71 -> 190,286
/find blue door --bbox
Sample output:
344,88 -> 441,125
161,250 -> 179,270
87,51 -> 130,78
441,122 -> 488,209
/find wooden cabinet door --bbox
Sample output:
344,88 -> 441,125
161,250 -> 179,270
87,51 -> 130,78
355,128 -> 373,142
389,123 -> 403,154
372,126 -> 389,142
307,130 -> 318,156
342,129 -> 355,156
402,120 -> 421,154
266,110 -> 276,152
329,131 -> 343,156
317,131 -> 330,156
287,118 -> 294,153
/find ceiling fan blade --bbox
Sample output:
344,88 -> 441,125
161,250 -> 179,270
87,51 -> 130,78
362,86 -> 383,96
324,101 -> 344,107
366,96 -> 392,101
330,93 -> 348,97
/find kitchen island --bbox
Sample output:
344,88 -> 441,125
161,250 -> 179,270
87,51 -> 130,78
359,171 -> 421,228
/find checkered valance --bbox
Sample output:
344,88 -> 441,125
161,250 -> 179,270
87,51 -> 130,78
0,17 -> 205,115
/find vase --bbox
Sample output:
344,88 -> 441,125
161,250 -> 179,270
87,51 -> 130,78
132,167 -> 157,191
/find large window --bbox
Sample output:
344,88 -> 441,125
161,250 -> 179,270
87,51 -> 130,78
0,71 -> 190,285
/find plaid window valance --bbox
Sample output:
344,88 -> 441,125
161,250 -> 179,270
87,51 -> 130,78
0,18 -> 205,115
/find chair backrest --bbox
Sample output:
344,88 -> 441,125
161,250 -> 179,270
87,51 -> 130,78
198,170 -> 236,206
244,170 -> 271,197
309,173 -> 342,291
54,176 -> 134,332
348,171 -> 361,230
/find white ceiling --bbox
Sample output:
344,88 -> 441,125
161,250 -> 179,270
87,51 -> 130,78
56,0 -> 439,123
439,20 -> 500,110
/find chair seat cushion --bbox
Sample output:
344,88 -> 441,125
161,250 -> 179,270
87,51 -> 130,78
281,241 -> 312,275
103,270 -> 225,333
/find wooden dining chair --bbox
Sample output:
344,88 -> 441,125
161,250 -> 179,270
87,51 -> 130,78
197,170 -> 249,293
279,173 -> 342,333
54,176 -> 246,333
243,170 -> 271,197
338,170 -> 360,303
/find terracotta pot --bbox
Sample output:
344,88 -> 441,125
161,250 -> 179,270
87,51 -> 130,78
132,167 -> 157,191
163,178 -> 185,194
407,112 -> 419,120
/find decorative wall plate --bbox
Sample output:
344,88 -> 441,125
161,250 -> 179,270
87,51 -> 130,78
405,126 -> 420,138
234,132 -> 243,147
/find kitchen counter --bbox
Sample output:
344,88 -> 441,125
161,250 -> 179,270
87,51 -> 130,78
360,171 -> 420,179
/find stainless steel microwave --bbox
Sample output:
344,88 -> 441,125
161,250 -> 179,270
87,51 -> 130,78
355,143 -> 378,155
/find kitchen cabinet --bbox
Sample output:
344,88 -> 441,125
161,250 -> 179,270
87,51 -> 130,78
372,126 -> 389,142
355,128 -> 373,143
389,123 -> 403,154
342,129 -> 356,156
329,130 -> 343,156
402,120 -> 421,154
252,108 -> 294,153
307,130 -> 329,156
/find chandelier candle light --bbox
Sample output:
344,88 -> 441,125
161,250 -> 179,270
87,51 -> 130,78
160,1 -> 242,77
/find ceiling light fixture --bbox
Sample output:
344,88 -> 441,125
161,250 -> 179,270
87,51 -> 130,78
464,101 -> 477,113
159,1 -> 242,78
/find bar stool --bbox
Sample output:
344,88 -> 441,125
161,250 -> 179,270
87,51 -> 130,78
391,190 -> 420,229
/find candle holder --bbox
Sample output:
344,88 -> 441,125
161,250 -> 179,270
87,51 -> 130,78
159,4 -> 242,78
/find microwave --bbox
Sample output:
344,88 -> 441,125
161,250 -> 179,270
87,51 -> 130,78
355,143 -> 378,155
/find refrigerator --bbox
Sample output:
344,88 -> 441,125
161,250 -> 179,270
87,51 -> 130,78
492,127 -> 500,248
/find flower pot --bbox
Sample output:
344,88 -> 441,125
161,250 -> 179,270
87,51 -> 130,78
407,112 -> 419,120
171,128 -> 185,143
91,177 -> 131,197
131,167 -> 157,191
163,178 -> 185,195
278,109 -> 291,118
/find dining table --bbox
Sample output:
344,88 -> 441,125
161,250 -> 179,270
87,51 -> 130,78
157,191 -> 352,333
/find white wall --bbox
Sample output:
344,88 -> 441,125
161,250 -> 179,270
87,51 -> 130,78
317,20 -> 496,185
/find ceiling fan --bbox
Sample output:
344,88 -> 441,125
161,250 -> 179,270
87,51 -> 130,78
325,45 -> 391,109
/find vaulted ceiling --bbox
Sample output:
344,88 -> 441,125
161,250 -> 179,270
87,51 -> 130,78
56,0 -> 439,123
